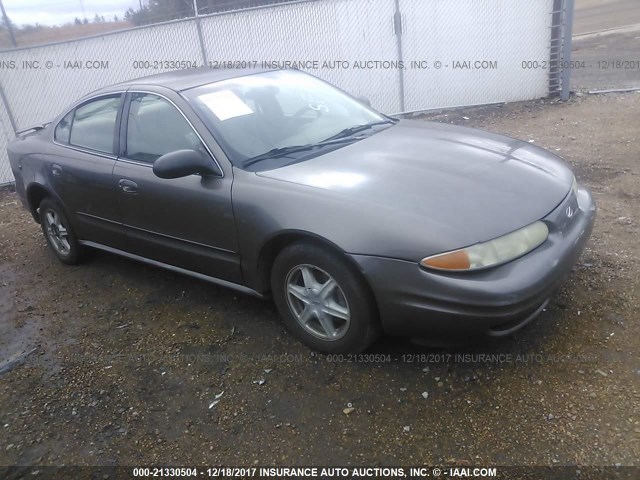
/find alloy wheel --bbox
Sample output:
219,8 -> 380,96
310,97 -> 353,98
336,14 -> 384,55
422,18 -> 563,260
285,264 -> 351,341
43,208 -> 71,256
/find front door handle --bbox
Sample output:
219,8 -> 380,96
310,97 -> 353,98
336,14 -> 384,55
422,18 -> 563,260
118,179 -> 138,194
51,164 -> 62,177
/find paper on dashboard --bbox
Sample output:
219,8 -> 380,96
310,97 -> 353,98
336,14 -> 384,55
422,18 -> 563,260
198,90 -> 254,121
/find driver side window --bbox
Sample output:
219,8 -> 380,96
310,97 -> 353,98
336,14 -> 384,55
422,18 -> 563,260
126,93 -> 207,164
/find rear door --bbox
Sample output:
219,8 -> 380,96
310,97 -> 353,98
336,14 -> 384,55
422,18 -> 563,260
113,89 -> 241,283
49,93 -> 125,248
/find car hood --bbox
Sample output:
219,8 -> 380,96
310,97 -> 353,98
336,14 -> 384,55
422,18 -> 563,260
255,119 -> 574,256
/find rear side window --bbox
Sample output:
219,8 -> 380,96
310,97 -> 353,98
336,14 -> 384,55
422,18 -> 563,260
54,111 -> 73,144
68,96 -> 121,154
125,93 -> 206,163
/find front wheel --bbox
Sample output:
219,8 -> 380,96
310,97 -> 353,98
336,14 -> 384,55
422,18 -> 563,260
39,198 -> 81,265
271,242 -> 380,353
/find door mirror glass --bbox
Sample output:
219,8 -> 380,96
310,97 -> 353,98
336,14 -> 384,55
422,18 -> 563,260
153,149 -> 221,179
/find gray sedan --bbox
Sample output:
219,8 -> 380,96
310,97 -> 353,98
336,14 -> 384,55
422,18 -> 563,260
7,68 -> 596,352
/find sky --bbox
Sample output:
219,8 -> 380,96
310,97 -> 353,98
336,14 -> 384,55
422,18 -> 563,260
2,0 -> 144,26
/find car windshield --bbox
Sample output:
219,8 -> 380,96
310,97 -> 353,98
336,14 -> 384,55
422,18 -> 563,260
182,69 -> 393,170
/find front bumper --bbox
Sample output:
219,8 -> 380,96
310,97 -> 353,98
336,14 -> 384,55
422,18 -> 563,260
350,185 -> 596,340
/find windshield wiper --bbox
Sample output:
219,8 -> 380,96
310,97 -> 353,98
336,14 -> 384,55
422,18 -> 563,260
242,120 -> 397,168
242,137 -> 358,168
323,120 -> 395,142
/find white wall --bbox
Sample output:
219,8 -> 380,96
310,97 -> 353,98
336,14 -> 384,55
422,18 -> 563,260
400,0 -> 554,111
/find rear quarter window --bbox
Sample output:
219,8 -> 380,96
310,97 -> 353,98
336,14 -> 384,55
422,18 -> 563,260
54,111 -> 73,144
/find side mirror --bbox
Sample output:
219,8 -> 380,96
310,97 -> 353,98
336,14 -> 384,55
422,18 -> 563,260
153,149 -> 221,179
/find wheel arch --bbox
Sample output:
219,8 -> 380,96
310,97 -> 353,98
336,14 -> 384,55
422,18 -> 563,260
255,230 -> 378,307
25,182 -> 52,223
25,182 -> 71,225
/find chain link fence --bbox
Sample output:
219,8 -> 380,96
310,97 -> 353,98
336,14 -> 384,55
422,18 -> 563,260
0,1 -> 301,49
0,0 -> 574,185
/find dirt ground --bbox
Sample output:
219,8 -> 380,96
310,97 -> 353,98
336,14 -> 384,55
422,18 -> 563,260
572,0 -> 640,92
0,92 -> 638,469
572,26 -> 640,91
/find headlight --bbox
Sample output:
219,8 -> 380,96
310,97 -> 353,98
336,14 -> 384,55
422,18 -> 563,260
420,221 -> 549,272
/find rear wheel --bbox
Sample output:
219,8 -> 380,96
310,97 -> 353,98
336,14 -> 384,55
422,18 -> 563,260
39,198 -> 81,265
271,242 -> 380,353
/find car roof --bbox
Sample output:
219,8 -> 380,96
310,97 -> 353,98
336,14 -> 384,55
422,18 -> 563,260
90,67 -> 277,96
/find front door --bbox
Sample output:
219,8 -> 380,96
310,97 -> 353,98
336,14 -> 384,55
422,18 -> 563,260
113,91 -> 241,283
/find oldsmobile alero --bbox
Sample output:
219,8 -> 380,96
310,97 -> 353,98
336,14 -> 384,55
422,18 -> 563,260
7,68 -> 596,352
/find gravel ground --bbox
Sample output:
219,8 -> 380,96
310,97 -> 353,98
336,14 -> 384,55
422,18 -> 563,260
0,92 -> 639,468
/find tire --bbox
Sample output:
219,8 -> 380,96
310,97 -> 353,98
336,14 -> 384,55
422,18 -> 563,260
38,198 -> 81,265
271,242 -> 380,353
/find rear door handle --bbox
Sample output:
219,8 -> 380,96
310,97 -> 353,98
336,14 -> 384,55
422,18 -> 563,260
51,164 -> 62,177
118,179 -> 138,194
